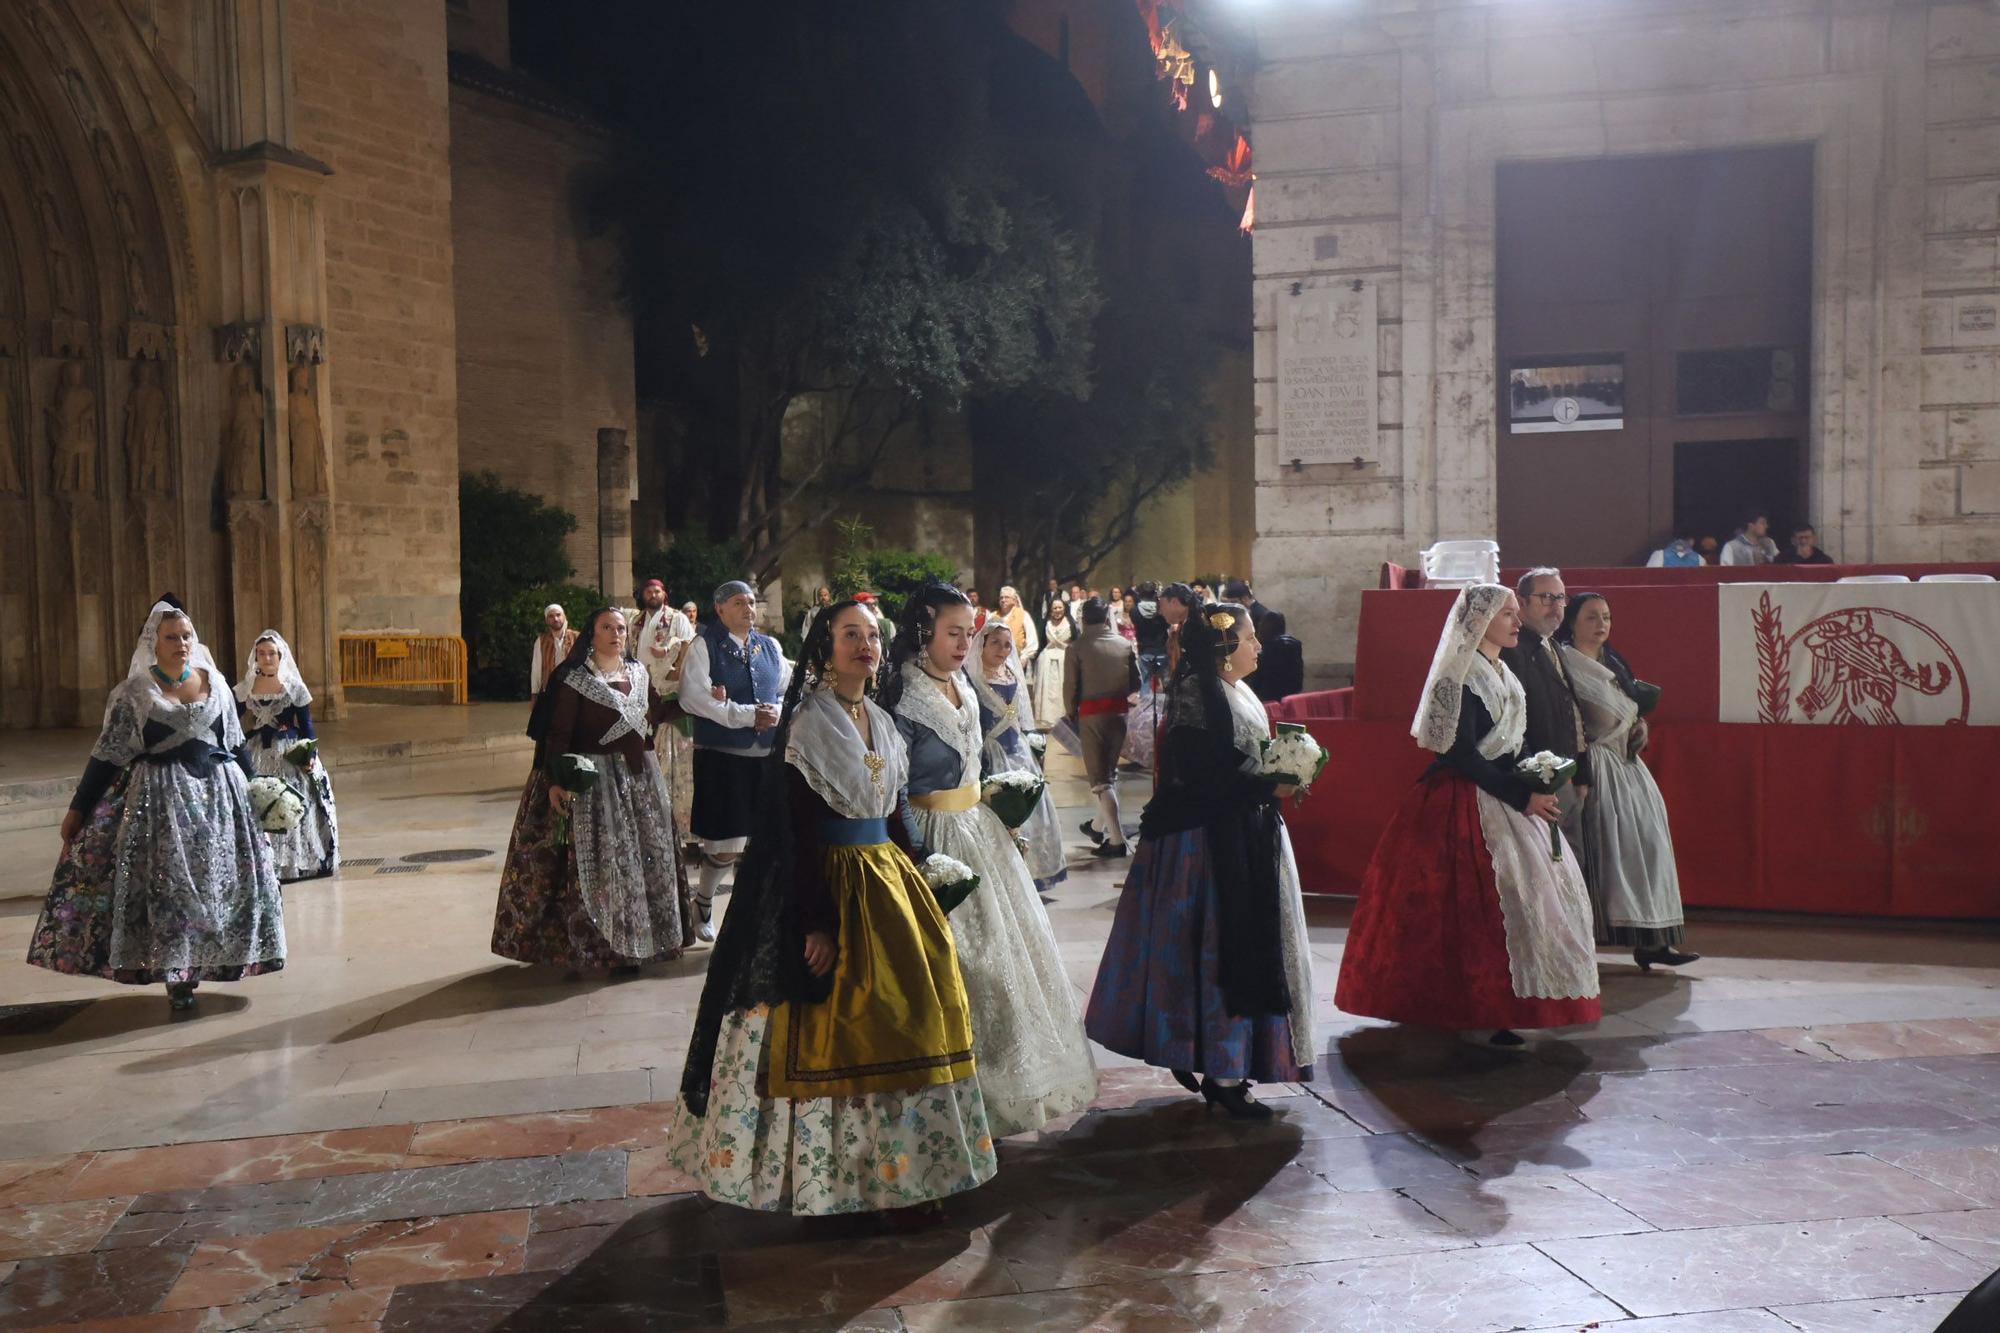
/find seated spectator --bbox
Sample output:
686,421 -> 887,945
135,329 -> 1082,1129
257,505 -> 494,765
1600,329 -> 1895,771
1645,537 -> 1705,568
1251,611 -> 1305,702
1721,511 -> 1779,566
1774,524 -> 1834,565
1695,535 -> 1721,563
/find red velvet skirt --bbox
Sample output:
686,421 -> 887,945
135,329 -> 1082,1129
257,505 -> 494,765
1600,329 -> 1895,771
1334,769 -> 1602,1032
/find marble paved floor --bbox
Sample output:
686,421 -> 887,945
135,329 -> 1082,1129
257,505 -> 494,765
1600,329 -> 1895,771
1,745 -> 1998,1330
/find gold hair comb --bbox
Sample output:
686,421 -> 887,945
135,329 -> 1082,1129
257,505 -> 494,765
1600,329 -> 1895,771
1208,610 -> 1237,631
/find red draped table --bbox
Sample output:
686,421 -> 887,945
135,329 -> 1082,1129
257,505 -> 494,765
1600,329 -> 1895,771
1283,567 -> 2000,919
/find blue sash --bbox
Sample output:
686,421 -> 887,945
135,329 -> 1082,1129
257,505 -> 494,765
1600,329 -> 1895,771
821,816 -> 889,846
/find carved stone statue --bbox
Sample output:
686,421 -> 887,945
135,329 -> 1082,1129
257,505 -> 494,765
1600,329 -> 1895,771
125,360 -> 171,493
49,360 -> 97,494
223,360 -> 266,499
287,362 -> 329,498
0,385 -> 21,493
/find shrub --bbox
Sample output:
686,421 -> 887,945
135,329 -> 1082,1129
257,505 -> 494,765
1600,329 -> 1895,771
864,548 -> 959,625
460,473 -> 582,698
632,535 -> 748,621
473,581 -> 608,701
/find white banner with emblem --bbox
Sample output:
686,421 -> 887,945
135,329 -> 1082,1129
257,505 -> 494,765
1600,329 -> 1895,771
1719,583 -> 2000,726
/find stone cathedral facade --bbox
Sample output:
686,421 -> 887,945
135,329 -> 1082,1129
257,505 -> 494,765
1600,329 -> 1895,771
0,0 -> 635,728
1232,0 -> 2000,670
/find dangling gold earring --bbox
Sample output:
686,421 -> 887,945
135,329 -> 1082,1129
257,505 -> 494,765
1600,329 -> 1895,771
826,667 -> 840,690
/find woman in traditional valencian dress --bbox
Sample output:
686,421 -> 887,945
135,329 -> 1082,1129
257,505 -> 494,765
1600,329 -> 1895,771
1031,597 -> 1072,732
670,600 -> 994,1221
235,630 -> 339,882
970,618 -> 1066,892
886,584 -> 1097,1136
29,598 -> 286,1012
492,607 -> 692,973
1085,603 -> 1315,1119
1559,593 -> 1698,971
1334,584 -> 1601,1043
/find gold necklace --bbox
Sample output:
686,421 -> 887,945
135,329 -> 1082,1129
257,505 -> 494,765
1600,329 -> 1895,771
836,692 -> 866,722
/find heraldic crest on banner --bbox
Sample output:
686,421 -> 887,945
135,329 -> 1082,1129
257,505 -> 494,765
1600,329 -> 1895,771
1751,592 -> 1965,726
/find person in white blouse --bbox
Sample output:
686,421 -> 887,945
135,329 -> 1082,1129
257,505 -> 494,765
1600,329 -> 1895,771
628,578 -> 697,847
678,580 -> 793,941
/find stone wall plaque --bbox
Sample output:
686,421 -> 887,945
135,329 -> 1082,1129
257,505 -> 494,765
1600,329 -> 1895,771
1961,305 -> 1997,335
1277,280 -> 1378,467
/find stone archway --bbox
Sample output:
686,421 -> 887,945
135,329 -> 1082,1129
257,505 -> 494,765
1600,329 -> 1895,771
0,0 -> 340,728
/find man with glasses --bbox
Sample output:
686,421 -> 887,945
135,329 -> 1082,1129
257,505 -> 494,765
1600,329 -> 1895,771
1500,567 -> 1592,849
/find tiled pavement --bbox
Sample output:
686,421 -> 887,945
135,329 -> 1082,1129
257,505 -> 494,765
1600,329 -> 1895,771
2,750 -> 1998,1330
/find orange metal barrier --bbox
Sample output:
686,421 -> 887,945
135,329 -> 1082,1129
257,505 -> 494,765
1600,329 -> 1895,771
337,634 -> 468,704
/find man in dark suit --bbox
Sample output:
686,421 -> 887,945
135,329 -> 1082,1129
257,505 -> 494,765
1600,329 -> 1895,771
1221,579 -> 1271,634
1498,567 -> 1591,847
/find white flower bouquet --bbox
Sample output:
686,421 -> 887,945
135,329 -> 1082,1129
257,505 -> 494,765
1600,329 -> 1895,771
1259,722 -> 1330,793
920,852 -> 980,914
283,738 -> 319,768
1026,731 -> 1048,759
1514,750 -> 1578,861
245,775 -> 306,834
981,769 -> 1048,830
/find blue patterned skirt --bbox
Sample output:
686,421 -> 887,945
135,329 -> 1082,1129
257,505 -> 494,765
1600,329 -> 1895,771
1084,827 -> 1308,1083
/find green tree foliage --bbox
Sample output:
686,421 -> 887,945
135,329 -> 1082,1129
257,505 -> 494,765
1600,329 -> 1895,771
968,39 -> 1238,590
477,581 -> 607,702
459,472 -> 583,698
523,1 -> 1102,581
631,536 -> 749,622
823,516 -> 957,626
865,548 -> 961,627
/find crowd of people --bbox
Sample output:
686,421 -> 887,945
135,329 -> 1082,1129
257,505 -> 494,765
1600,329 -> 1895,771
1335,568 -> 1695,1046
1647,508 -> 1835,567
24,558 -> 1689,1223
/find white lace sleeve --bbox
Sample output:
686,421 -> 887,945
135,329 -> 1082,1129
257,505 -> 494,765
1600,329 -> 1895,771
89,683 -> 148,767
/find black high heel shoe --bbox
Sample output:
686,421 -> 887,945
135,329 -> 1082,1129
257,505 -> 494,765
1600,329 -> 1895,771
166,982 -> 198,1013
1198,1077 -> 1274,1121
1170,1068 -> 1201,1096
1635,946 -> 1701,972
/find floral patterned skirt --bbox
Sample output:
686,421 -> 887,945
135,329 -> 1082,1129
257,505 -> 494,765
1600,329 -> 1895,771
28,764 -> 287,985
245,733 -> 338,882
667,1005 -> 997,1216
491,769 -> 693,969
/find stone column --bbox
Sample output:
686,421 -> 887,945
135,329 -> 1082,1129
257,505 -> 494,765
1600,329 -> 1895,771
214,146 -> 339,711
597,426 -> 634,598
0,327 -> 30,727
218,325 -> 275,662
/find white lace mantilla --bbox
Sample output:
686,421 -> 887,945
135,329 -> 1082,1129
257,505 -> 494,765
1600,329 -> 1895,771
1562,646 -> 1638,752
565,660 -> 652,746
894,661 -> 982,787
787,690 -> 907,820
1468,655 -> 1528,761
1223,677 -> 1271,764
